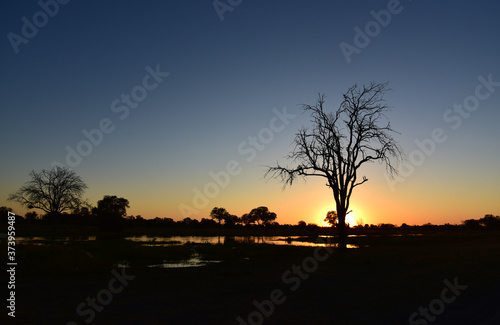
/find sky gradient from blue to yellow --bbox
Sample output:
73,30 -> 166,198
1,1 -> 499,226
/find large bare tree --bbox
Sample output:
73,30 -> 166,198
8,167 -> 87,216
266,82 -> 403,250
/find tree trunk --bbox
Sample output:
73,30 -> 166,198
337,209 -> 347,252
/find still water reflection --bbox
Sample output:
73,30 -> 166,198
15,235 -> 359,269
16,236 -> 97,244
125,235 -> 359,248
15,235 -> 360,248
147,253 -> 222,269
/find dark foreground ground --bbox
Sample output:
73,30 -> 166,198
2,230 -> 500,324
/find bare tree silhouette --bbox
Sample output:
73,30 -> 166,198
8,167 -> 87,229
266,82 -> 403,250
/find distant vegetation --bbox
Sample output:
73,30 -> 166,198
0,204 -> 280,230
3,167 -> 499,233
1,205 -> 498,232
7,157 -> 498,240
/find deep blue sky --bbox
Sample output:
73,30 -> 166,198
2,1 -> 499,225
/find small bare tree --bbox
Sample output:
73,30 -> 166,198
266,82 -> 403,250
8,167 -> 87,217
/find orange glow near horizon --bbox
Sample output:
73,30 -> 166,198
313,205 -> 364,227
2,136 -> 494,228
4,167 -> 499,228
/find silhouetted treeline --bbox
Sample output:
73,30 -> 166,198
1,206 -> 498,231
462,214 -> 500,229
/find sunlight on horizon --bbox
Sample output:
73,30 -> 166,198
316,206 -> 362,227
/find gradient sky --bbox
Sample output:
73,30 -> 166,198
1,0 -> 499,226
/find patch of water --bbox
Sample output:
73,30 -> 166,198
147,254 -> 221,269
13,235 -> 363,249
125,235 -> 360,248
125,235 -> 275,245
16,236 -> 97,244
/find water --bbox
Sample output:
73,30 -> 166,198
147,253 -> 222,269
16,235 -> 359,268
16,235 -> 97,244
123,235 -> 356,248
15,234 -> 360,248
125,236 -> 324,246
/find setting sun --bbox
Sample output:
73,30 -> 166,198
346,212 -> 357,227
